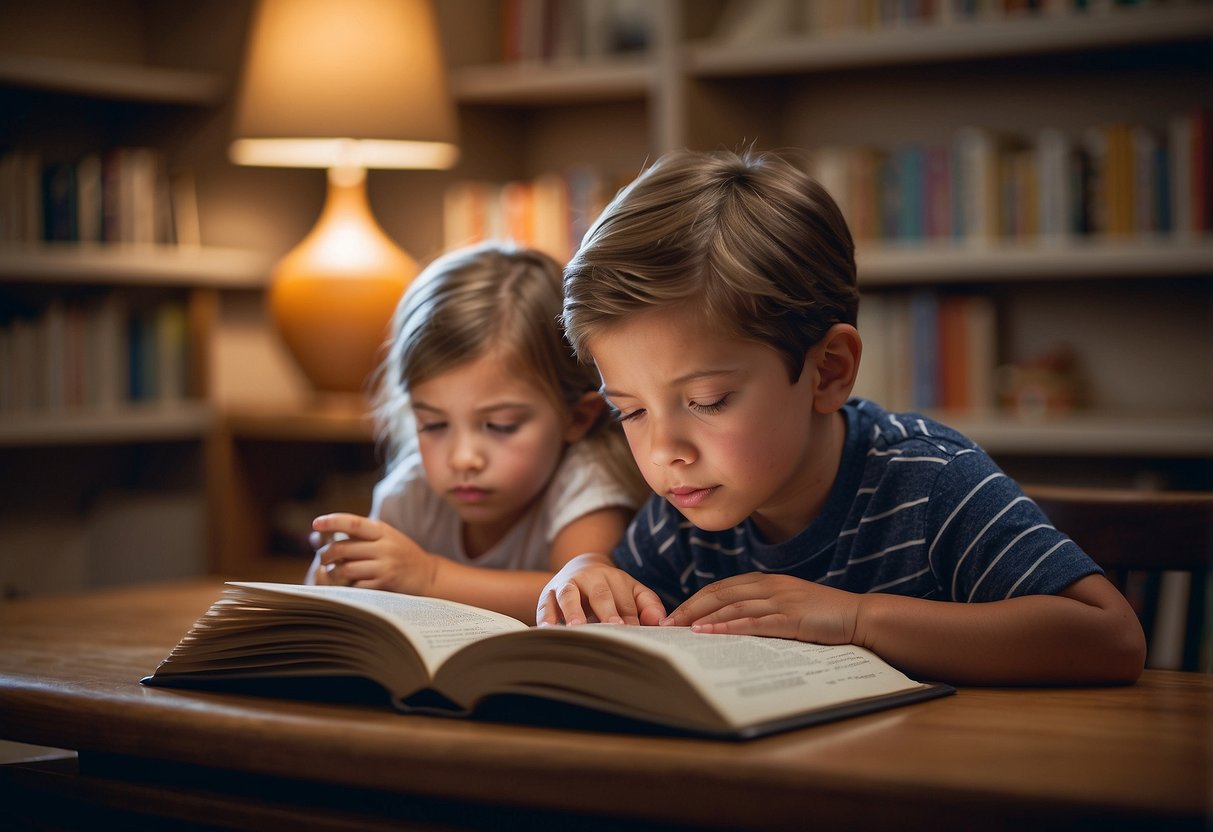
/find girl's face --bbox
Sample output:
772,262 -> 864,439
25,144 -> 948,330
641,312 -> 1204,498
410,351 -> 576,556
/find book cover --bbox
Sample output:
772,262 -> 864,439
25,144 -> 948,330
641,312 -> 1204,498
952,126 -> 1000,242
853,291 -> 891,406
937,294 -> 970,412
76,153 -> 103,243
1036,128 -> 1071,241
909,290 -> 939,410
41,162 -> 77,242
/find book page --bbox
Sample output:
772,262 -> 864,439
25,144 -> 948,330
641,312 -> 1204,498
563,626 -> 926,730
229,583 -> 528,676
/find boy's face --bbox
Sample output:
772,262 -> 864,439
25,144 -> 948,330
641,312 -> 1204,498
589,307 -> 844,544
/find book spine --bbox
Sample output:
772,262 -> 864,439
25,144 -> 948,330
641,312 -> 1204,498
910,290 -> 938,411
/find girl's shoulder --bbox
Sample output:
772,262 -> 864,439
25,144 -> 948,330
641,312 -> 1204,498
372,449 -> 430,501
550,441 -> 616,491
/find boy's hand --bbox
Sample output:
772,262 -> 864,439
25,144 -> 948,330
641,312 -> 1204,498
662,573 -> 859,645
310,513 -> 438,595
536,553 -> 666,627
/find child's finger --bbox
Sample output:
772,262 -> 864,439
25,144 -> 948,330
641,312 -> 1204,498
634,586 -> 667,626
536,590 -> 561,626
553,581 -> 589,626
581,578 -> 628,625
312,513 -> 380,540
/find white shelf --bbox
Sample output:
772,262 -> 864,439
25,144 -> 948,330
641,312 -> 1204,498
453,57 -> 654,104
936,411 -> 1213,458
0,243 -> 272,289
688,3 -> 1213,77
856,237 -> 1213,286
0,54 -> 227,104
0,402 -> 215,447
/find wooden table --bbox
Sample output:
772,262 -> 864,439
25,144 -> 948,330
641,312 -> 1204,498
1,580 -> 1210,831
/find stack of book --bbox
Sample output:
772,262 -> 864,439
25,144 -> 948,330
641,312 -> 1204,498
853,290 -> 999,414
0,295 -> 190,415
444,167 -> 628,262
0,147 -> 199,248
810,110 -> 1211,245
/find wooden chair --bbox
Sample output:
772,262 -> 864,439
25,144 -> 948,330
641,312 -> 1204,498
1024,485 -> 1213,673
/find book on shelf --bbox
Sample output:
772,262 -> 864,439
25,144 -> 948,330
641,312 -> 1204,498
803,0 -> 1185,33
713,0 -> 798,44
500,0 -> 656,63
444,167 -> 622,262
142,582 -> 953,741
854,289 -> 998,414
0,146 -> 196,246
808,109 -> 1208,246
0,294 -> 188,415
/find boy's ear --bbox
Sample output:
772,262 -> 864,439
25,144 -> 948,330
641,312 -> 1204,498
807,323 -> 861,414
564,392 -> 606,443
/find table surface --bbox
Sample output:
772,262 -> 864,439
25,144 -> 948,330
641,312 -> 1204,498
1,579 -> 1210,831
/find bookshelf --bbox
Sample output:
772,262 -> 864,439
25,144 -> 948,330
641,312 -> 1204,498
439,0 -> 1213,487
207,404 -> 380,582
0,5 -> 320,597
3,0 -> 1210,595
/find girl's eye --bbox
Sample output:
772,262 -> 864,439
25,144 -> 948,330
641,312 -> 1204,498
486,422 -> 520,435
417,422 -> 447,434
689,394 -> 730,415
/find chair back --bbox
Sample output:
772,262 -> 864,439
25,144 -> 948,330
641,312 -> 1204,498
1024,485 -> 1213,673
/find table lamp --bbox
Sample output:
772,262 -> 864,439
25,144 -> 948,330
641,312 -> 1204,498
230,0 -> 458,395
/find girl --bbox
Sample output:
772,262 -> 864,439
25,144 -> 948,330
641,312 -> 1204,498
306,242 -> 646,622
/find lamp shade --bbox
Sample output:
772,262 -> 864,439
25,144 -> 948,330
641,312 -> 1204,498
231,0 -> 458,170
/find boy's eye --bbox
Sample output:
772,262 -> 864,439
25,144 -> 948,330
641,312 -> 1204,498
689,394 -> 730,415
613,408 -> 645,424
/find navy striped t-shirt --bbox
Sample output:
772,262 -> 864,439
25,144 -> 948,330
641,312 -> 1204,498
611,398 -> 1101,610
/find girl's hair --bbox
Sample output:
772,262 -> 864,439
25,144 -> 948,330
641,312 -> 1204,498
373,241 -> 646,501
563,148 -> 858,382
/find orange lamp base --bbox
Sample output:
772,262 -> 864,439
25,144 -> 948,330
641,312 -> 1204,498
270,168 -> 417,395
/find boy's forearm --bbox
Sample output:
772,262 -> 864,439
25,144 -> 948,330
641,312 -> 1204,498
854,584 -> 1146,685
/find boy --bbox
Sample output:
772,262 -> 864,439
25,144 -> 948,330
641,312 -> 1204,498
537,148 -> 1146,685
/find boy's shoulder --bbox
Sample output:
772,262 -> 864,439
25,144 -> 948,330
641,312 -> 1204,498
848,398 -> 980,460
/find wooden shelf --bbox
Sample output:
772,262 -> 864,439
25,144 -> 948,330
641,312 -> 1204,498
453,56 -> 654,104
856,236 -> 1213,286
937,411 -> 1213,458
222,403 -> 376,443
0,401 -> 214,447
0,54 -> 227,104
687,3 -> 1213,77
0,243 -> 272,288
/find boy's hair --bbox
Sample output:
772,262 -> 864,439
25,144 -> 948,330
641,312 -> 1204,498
374,241 -> 645,499
563,148 -> 858,381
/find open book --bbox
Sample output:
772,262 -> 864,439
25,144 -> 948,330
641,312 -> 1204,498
143,582 -> 953,740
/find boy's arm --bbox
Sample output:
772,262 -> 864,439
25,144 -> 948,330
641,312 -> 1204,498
536,552 -> 667,626
855,573 -> 1146,684
667,572 -> 1145,685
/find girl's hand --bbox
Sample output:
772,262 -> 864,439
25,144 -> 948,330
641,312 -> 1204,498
536,553 -> 666,626
662,573 -> 860,645
311,513 -> 438,595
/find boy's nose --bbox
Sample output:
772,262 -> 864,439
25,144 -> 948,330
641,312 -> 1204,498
648,419 -> 695,468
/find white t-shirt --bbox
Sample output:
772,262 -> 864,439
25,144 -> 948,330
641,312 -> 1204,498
370,441 -> 638,571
